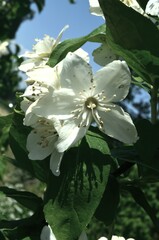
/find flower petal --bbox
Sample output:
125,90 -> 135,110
26,65 -> 60,90
31,91 -> 76,120
59,52 -> 93,93
94,60 -> 131,102
98,105 -> 138,144
23,99 -> 42,126
50,149 -> 64,176
92,43 -> 117,66
98,237 -> 108,240
22,82 -> 48,100
40,225 -> 56,240
56,120 -> 90,152
26,123 -> 57,160
19,58 -> 46,72
74,48 -> 89,63
120,0 -> 143,14
54,25 -> 69,48
145,0 -> 159,17
33,35 -> 56,57
88,0 -> 104,16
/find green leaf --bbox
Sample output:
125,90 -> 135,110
0,210 -> 45,240
132,76 -> 152,93
95,176 -> 120,226
0,114 -> 13,128
125,185 -> 159,229
0,114 -> 13,150
136,0 -> 149,10
47,24 -> 106,67
135,120 -> 159,180
99,0 -> 159,54
0,231 -> 6,240
0,186 -> 43,212
99,0 -> 159,86
44,130 -> 111,240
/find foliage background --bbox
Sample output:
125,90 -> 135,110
0,0 -> 159,240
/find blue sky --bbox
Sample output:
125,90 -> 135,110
16,0 -> 104,71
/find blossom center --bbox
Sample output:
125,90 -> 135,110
85,97 -> 98,110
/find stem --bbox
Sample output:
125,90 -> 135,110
107,221 -> 115,240
150,83 -> 158,124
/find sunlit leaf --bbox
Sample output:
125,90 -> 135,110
44,130 -> 112,240
47,24 -> 106,67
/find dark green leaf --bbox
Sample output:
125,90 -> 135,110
44,131 -> 111,240
0,231 -> 6,240
95,176 -> 120,226
0,0 -> 45,39
47,24 -> 106,67
0,114 -> 13,152
0,186 -> 43,212
125,185 -> 159,229
0,114 -> 13,128
0,210 -> 45,240
136,0 -> 149,10
99,0 -> 159,54
135,120 -> 159,180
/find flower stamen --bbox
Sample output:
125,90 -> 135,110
85,97 -> 98,110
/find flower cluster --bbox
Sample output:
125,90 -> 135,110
20,26 -> 138,176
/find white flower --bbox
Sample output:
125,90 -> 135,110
26,116 -> 63,176
92,42 -> 117,66
120,0 -> 144,14
145,0 -> 159,17
98,236 -> 135,240
30,52 -> 138,152
22,49 -> 90,126
21,63 -> 63,126
88,0 -> 104,16
19,25 -> 69,72
74,48 -> 90,63
22,65 -> 61,99
111,236 -> 125,240
40,225 -> 56,240
20,65 -> 63,176
98,237 -> 108,240
0,40 -> 9,57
